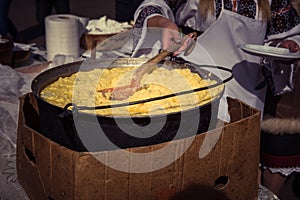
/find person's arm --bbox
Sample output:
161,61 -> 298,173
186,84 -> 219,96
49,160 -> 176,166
147,15 -> 182,52
134,11 -> 194,56
132,0 -> 192,56
132,5 -> 166,51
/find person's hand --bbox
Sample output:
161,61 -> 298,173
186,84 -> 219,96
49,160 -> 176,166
279,40 -> 300,67
268,39 -> 300,67
278,40 -> 300,53
269,39 -> 299,61
148,16 -> 195,56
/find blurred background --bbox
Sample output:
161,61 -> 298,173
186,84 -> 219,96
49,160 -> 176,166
8,0 -> 116,46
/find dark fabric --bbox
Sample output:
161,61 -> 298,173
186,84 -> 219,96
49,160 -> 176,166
261,131 -> 300,156
115,0 -> 144,22
261,153 -> 300,168
35,0 -> 70,36
264,69 -> 300,118
260,131 -> 300,168
217,0 -> 256,19
293,172 -> 300,197
36,0 -> 70,24
261,59 -> 298,96
0,0 -> 11,35
267,0 -> 300,35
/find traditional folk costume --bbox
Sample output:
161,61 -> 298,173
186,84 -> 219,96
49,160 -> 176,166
133,0 -> 300,173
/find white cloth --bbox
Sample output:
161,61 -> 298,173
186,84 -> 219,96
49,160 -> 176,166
0,64 -> 30,199
182,9 -> 267,121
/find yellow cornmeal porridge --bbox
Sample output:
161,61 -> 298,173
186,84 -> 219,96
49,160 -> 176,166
40,67 -> 224,116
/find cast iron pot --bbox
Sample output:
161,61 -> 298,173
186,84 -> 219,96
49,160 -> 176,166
31,58 -> 231,152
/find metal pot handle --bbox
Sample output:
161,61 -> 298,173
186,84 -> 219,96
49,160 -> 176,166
59,106 -> 87,151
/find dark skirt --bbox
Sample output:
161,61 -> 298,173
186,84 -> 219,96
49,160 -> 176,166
260,131 -> 300,168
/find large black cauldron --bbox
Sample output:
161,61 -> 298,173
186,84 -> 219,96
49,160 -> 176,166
31,58 -> 230,152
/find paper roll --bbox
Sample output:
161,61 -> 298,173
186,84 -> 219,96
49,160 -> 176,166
45,14 -> 85,61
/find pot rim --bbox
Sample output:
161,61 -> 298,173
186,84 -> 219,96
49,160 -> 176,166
31,58 -> 230,119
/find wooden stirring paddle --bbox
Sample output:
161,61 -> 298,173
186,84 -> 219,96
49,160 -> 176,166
98,32 -> 197,100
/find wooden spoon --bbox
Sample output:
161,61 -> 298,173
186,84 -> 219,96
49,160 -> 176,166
98,32 -> 197,100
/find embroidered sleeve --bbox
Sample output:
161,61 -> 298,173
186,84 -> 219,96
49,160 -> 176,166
132,0 -> 186,48
216,0 -> 256,19
133,6 -> 164,48
267,0 -> 300,36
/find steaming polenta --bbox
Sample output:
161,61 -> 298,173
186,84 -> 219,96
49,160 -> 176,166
40,66 -> 223,116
